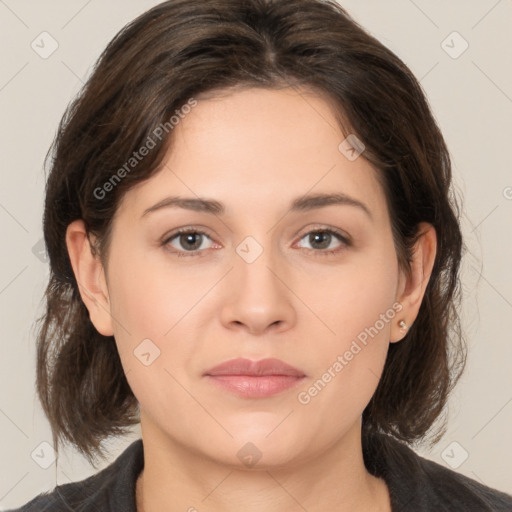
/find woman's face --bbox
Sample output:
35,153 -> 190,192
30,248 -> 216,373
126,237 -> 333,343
95,87 -> 408,467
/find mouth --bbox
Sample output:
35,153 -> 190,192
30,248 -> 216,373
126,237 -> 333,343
203,357 -> 306,398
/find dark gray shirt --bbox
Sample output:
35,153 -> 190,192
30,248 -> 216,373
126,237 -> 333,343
8,433 -> 512,511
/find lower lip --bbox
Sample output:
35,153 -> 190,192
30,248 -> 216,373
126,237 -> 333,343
205,375 -> 306,398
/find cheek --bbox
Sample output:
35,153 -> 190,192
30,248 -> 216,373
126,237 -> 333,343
105,246 -> 216,397
106,265 -> 195,417
296,243 -> 398,412
108,244 -> 210,339
301,240 -> 399,344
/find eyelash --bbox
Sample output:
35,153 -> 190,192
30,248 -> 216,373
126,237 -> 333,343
161,226 -> 351,258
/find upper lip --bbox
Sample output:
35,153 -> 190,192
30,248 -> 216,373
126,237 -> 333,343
204,358 -> 305,377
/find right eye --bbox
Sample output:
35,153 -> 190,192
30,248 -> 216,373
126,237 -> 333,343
162,228 -> 216,257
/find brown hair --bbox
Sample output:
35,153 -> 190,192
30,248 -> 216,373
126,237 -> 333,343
36,0 -> 466,466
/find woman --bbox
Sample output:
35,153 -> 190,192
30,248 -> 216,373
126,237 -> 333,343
10,0 -> 512,510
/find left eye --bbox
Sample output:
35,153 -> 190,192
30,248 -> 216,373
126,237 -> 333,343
296,229 -> 348,253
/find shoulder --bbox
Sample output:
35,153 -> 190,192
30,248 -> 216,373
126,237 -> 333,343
417,452 -> 512,511
6,439 -> 144,512
6,474 -> 113,512
5,487 -> 80,512
364,432 -> 512,511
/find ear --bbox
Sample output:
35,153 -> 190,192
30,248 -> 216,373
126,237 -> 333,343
65,219 -> 114,337
390,222 -> 437,343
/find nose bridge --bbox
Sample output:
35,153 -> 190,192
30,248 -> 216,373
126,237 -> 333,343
234,232 -> 283,302
220,231 -> 296,333
245,240 -> 275,277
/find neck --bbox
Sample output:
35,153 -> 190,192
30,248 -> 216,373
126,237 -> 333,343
135,417 -> 391,512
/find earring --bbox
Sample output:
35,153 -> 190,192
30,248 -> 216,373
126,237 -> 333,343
398,320 -> 408,331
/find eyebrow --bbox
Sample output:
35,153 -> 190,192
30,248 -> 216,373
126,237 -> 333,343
141,192 -> 372,220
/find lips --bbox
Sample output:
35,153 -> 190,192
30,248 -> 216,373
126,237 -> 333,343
204,357 -> 306,377
203,358 -> 306,398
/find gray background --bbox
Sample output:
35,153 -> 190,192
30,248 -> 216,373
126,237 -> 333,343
1,0 -> 511,508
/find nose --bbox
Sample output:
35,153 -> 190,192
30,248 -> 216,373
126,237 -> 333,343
219,243 -> 297,335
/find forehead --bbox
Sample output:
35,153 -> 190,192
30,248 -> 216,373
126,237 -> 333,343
115,86 -> 387,222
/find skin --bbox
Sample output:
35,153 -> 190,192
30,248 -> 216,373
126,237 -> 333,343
66,86 -> 436,512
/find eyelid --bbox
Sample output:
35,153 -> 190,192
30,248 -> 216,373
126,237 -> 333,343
161,224 -> 215,242
295,224 -> 352,244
